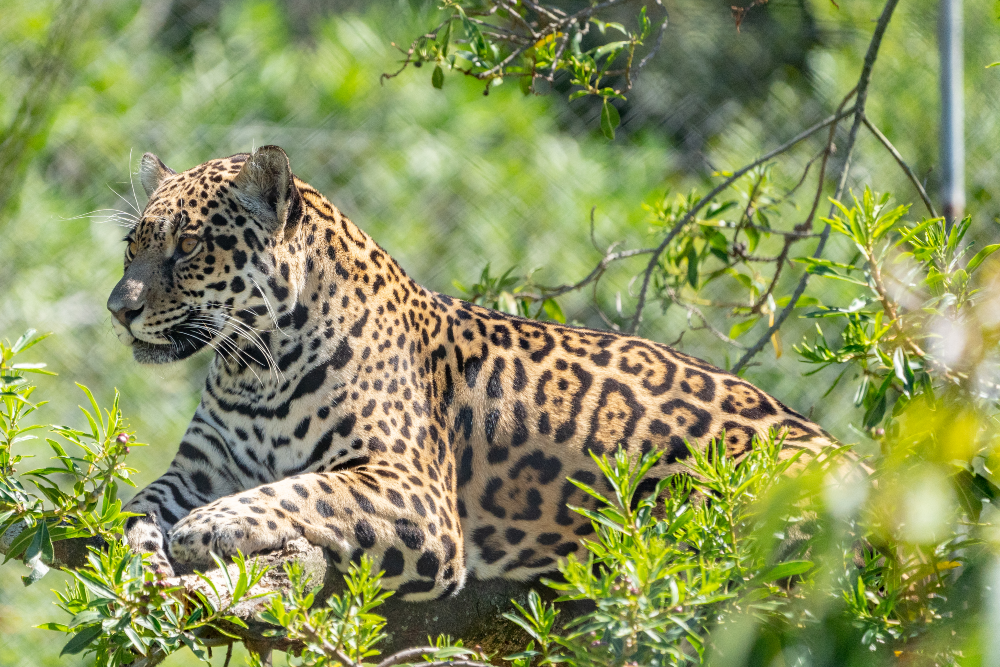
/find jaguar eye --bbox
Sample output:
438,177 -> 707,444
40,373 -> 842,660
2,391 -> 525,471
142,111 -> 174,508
128,240 -> 139,256
179,237 -> 199,254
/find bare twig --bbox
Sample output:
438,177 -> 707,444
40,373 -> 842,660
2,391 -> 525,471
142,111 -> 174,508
731,0 -> 901,372
862,114 -> 938,217
380,20 -> 452,84
661,284 -> 748,349
742,86 -> 857,316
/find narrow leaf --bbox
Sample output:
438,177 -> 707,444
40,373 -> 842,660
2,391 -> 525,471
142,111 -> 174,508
600,100 -> 620,140
60,625 -> 103,656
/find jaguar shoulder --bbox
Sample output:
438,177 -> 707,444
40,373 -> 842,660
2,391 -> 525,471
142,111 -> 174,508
108,145 -> 839,600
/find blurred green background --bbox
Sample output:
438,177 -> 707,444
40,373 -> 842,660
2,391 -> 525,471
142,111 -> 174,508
1,0 -> 999,664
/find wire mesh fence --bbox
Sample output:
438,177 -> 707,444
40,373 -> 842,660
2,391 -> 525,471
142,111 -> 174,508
1,1 -> 1000,664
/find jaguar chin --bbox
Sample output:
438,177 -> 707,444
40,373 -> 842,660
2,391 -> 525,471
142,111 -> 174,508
129,331 -> 206,364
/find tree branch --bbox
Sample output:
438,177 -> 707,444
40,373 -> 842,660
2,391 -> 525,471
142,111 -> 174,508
861,114 -> 938,217
730,0 -> 901,373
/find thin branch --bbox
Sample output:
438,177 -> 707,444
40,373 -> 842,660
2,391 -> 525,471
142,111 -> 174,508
380,20 -> 452,84
498,0 -> 540,38
625,104 -> 857,333
637,1 -> 669,73
742,85 -> 855,317
533,247 -> 656,299
661,284 -> 748,349
861,114 -> 938,217
375,647 -> 491,667
731,0 -> 901,372
746,224 -> 822,238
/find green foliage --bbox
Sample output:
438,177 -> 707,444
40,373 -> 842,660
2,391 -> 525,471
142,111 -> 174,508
43,545 -> 267,665
387,0 -> 658,124
500,438 -> 829,666
453,264 -> 565,323
0,330 -> 138,585
794,188 -> 996,432
255,555 -> 491,667
1,332 -> 273,665
258,556 -> 391,665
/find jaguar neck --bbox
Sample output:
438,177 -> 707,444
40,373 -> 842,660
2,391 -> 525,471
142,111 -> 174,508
207,195 -> 414,397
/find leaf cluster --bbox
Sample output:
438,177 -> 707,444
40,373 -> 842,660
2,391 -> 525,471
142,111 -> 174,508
0,330 -> 139,585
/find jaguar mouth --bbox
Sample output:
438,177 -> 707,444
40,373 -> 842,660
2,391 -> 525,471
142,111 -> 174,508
130,324 -> 209,364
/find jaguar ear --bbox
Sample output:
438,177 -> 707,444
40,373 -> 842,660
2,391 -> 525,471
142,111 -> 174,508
232,145 -> 302,238
139,153 -> 175,198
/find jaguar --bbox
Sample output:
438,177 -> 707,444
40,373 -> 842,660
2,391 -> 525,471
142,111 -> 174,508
108,146 -> 837,600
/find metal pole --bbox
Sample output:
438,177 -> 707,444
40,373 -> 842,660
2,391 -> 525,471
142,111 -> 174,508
940,0 -> 964,227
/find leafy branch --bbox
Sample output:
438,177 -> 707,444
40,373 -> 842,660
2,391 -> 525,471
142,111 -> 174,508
383,0 -> 669,138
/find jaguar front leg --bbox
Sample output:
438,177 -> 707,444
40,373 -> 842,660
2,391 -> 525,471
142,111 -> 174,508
123,490 -> 175,577
168,468 -> 466,600
123,441 -> 244,576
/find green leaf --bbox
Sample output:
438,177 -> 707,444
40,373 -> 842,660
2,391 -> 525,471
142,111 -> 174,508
77,383 -> 105,436
519,72 -> 532,96
953,469 -> 1000,522
685,242 -> 699,288
11,330 -> 50,354
542,299 -> 565,324
728,317 -> 760,340
592,40 -> 630,61
600,100 -> 620,140
457,7 -> 489,59
123,626 -> 147,655
60,624 -> 103,656
432,65 -> 444,89
893,347 -> 915,397
762,560 -> 813,582
4,524 -> 37,562
967,243 -> 1000,273
36,622 -> 71,632
775,295 -> 820,308
862,374 -> 893,429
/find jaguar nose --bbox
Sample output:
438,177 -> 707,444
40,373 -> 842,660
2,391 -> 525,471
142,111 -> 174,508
112,304 -> 145,328
108,278 -> 147,331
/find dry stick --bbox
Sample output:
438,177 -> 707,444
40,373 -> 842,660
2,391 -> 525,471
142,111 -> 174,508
861,114 -> 939,218
731,0 -> 901,373
624,105 -> 857,334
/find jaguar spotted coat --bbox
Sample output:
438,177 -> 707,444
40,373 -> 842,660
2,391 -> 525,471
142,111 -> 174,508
108,146 -> 834,601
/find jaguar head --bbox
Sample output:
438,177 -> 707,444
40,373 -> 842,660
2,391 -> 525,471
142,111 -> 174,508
107,146 -> 304,364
